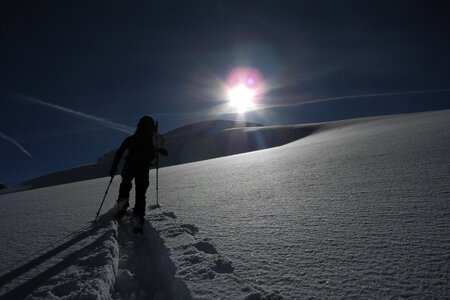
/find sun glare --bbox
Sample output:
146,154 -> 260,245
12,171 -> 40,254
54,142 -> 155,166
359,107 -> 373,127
225,67 -> 265,113
228,84 -> 255,113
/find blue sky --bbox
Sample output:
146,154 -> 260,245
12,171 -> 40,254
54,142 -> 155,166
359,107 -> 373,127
1,0 -> 449,186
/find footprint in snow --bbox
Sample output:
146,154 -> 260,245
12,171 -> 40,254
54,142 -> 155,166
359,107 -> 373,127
180,224 -> 199,235
194,240 -> 218,254
162,211 -> 177,219
212,257 -> 234,273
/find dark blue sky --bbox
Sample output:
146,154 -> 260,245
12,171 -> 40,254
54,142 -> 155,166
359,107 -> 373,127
1,0 -> 449,186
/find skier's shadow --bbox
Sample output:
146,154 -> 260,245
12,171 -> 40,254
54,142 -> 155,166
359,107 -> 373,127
115,215 -> 192,300
0,211 -> 113,299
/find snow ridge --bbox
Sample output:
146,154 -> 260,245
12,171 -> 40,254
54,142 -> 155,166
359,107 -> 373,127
24,211 -> 119,299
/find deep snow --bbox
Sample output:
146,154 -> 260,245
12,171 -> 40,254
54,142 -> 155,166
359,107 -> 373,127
0,110 -> 449,299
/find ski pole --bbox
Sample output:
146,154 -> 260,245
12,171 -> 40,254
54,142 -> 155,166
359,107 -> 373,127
156,158 -> 159,206
94,176 -> 113,224
156,121 -> 159,207
155,120 -> 160,207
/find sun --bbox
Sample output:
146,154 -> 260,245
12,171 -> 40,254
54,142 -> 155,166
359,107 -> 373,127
224,67 -> 265,113
227,84 -> 256,113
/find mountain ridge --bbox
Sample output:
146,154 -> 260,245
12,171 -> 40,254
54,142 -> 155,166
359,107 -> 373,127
5,110 -> 448,192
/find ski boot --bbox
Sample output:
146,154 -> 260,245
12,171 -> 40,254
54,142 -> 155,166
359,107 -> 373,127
115,197 -> 129,219
131,214 -> 145,234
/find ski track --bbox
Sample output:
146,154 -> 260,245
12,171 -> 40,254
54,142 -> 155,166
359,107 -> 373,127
112,210 -> 183,300
112,207 -> 283,300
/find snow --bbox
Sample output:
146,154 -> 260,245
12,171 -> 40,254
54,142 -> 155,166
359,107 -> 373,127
1,110 -> 449,299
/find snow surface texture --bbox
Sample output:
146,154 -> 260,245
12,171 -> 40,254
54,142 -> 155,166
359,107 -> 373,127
0,110 -> 449,299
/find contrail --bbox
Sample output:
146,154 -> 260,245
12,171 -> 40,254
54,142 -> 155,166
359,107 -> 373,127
8,92 -> 134,134
258,88 -> 450,110
0,131 -> 36,162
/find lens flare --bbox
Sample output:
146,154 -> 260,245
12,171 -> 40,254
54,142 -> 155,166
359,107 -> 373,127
225,67 -> 265,113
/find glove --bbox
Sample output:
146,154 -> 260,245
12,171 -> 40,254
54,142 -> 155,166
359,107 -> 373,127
109,168 -> 116,177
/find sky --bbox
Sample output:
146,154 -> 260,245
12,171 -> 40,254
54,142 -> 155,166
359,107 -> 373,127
1,0 -> 449,186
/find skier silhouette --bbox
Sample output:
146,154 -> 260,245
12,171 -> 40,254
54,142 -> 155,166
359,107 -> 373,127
110,115 -> 166,232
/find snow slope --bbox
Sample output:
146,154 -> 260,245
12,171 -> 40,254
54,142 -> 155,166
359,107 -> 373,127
0,110 -> 449,299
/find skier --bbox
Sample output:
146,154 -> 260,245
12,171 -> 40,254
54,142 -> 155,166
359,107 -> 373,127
109,115 -> 166,232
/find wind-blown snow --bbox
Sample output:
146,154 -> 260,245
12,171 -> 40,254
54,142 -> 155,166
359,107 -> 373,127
0,110 -> 449,299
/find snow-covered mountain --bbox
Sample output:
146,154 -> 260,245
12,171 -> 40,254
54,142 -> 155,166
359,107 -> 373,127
7,120 -> 262,191
0,110 -> 449,299
14,119 -> 326,191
